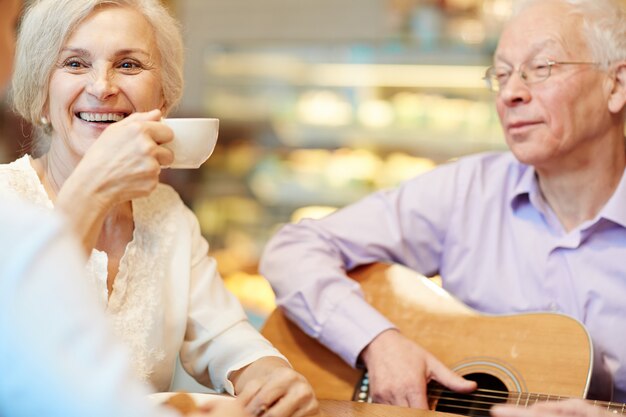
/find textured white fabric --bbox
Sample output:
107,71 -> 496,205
0,155 -> 284,393
0,197 -> 176,417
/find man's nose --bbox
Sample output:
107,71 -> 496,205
498,71 -> 531,106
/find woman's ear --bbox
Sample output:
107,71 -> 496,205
158,90 -> 167,113
608,61 -> 626,114
39,103 -> 53,134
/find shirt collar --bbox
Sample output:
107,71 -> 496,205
509,163 -> 537,211
600,167 -> 626,228
510,162 -> 626,229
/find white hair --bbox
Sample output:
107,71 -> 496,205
512,0 -> 626,68
11,0 -> 184,142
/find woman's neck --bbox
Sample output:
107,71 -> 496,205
31,142 -> 82,202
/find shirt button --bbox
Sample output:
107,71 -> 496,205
548,302 -> 559,311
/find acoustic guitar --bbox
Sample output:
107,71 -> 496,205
261,263 -> 625,415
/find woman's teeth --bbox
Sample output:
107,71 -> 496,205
78,112 -> 126,122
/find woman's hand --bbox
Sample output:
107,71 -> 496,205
56,109 -> 174,252
230,357 -> 319,417
63,109 -> 173,208
360,329 -> 476,408
188,397 -> 253,417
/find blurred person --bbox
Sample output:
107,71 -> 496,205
1,0 -> 248,416
491,399 -> 619,417
1,1 -> 318,416
261,0 -> 626,407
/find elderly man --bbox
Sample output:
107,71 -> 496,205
261,0 -> 626,408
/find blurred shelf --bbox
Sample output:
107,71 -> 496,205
271,120 -> 504,155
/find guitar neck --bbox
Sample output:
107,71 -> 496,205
428,384 -> 626,415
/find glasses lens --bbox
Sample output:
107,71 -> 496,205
483,67 -> 500,92
526,59 -> 551,82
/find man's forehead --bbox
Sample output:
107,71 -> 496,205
494,39 -> 559,62
495,5 -> 585,61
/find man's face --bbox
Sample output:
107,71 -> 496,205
0,0 -> 21,91
494,1 -> 612,171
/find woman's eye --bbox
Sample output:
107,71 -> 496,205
118,60 -> 143,72
63,58 -> 87,69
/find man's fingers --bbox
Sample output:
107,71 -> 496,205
370,377 -> 427,409
406,389 -> 429,409
430,359 -> 477,393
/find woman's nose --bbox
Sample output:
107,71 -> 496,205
86,68 -> 118,100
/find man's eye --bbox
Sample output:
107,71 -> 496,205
495,71 -> 510,81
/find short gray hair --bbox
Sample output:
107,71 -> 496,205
512,0 -> 626,68
11,0 -> 184,137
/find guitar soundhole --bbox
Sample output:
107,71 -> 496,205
353,371 -> 508,415
431,373 -> 508,417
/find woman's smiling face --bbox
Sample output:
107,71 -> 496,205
46,4 -> 164,158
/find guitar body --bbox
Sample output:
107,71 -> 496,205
261,263 -> 593,404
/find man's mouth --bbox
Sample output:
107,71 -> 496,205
77,112 -> 128,123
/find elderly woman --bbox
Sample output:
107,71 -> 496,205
1,1 -> 318,416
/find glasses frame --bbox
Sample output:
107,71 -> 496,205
483,59 -> 598,92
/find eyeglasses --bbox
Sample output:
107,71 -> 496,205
483,58 -> 598,92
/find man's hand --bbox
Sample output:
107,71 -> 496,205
491,399 -> 615,417
360,329 -> 476,408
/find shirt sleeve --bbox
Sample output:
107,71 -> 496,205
178,207 -> 286,395
259,162 -> 460,367
0,202 -> 177,417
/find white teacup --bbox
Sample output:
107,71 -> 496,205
162,118 -> 219,169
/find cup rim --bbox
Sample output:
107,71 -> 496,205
163,117 -> 219,122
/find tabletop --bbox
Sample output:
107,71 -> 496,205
319,400 -> 458,417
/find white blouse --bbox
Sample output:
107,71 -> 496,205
0,155 -> 284,393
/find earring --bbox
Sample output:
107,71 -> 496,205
40,116 -> 52,135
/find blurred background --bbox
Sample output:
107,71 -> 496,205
168,0 -> 510,324
0,0 -> 512,323
0,0 -> 514,389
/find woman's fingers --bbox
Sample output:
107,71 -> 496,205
238,367 -> 318,417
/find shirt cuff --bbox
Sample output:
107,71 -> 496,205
317,290 -> 395,368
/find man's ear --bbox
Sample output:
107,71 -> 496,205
608,61 -> 626,114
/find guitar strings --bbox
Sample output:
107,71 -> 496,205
425,386 -> 626,414
427,384 -> 566,403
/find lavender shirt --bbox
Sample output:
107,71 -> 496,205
260,151 -> 626,401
